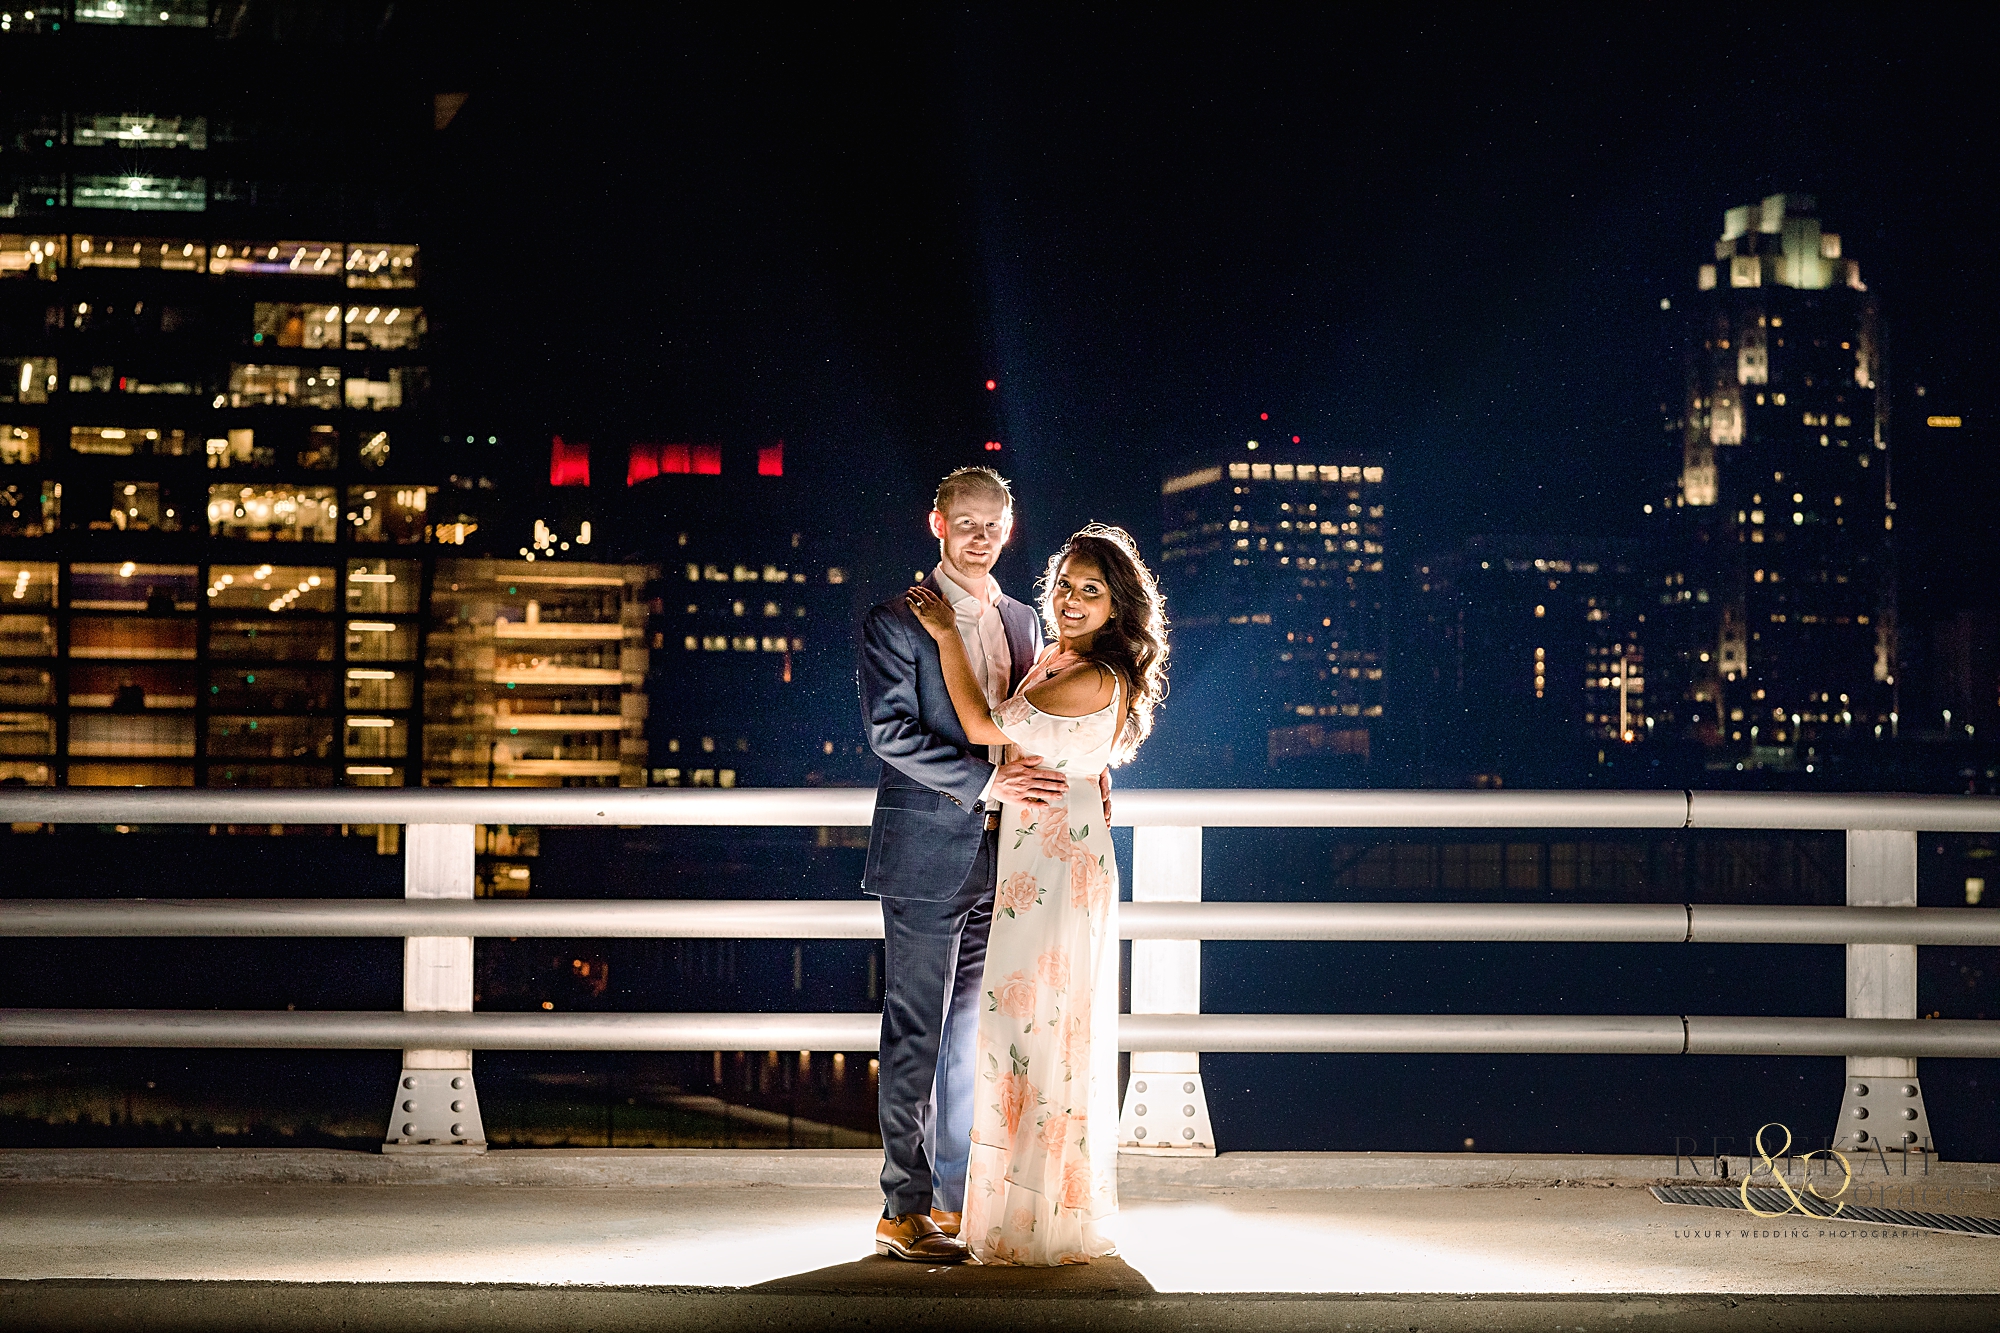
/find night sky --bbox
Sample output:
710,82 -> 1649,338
428,8 -> 1999,623
9,9 -> 2000,1160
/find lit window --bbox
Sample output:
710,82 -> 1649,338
344,717 -> 409,759
344,243 -> 419,289
228,364 -> 341,410
74,1 -> 209,28
71,175 -> 206,213
0,482 -> 59,537
206,484 -> 339,542
206,565 -> 335,613
0,235 -> 65,280
203,429 -> 264,469
343,367 -> 427,411
346,485 -> 435,544
211,241 -> 342,278
73,114 -> 207,150
68,562 -> 198,612
106,481 -> 181,532
71,234 -> 205,272
251,303 -> 337,351
1,357 -> 55,405
344,559 -> 418,614
0,424 -> 39,465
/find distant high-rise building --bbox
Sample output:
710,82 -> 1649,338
1412,538 -> 1651,783
1157,448 -> 1387,778
0,9 -> 502,794
1652,193 -> 1895,767
524,435 -> 871,790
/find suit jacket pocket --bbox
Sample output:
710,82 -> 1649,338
874,786 -> 946,814
864,788 -> 974,899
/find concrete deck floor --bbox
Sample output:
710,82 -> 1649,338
3,1149 -> 1999,1330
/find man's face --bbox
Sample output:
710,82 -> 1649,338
929,492 -> 1011,585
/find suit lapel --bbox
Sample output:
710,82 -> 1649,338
1000,596 -> 1039,694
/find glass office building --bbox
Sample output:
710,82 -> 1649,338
1159,448 -> 1388,778
0,6 -> 580,794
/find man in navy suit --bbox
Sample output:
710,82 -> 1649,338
858,466 -> 1065,1262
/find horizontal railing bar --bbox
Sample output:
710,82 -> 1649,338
5,900 -> 1998,946
5,1009 -> 1997,1056
0,900 -> 888,939
4,787 -> 2000,831
1687,905 -> 2000,945
1684,791 -> 2000,833
0,1009 -> 881,1051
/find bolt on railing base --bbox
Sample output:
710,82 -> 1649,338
382,1067 -> 487,1155
1118,1064 -> 1216,1155
1833,1070 -> 1933,1155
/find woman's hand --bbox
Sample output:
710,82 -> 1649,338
905,585 -> 956,641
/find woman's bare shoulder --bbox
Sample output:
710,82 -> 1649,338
1022,660 -> 1117,718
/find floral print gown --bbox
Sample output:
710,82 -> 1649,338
963,676 -> 1121,1265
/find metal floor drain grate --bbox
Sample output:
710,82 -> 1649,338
1652,1184 -> 2000,1238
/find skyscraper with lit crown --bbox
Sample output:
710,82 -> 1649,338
1650,193 -> 1896,769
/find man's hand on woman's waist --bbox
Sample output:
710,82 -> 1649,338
992,754 -> 1066,806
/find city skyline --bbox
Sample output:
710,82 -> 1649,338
6,3 -> 2000,1191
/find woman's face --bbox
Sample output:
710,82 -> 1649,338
1051,555 -> 1113,642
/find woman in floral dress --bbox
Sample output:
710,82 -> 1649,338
906,523 -> 1168,1266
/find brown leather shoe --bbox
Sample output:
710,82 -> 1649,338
929,1208 -> 962,1238
875,1212 -> 968,1262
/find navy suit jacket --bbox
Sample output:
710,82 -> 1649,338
858,570 -> 1040,900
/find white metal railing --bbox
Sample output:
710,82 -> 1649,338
2,787 -> 1996,1157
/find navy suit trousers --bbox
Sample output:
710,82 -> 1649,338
875,825 -> 997,1218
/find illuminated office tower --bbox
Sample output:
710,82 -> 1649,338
1412,538 -> 1650,782
544,436 -> 869,790
1159,448 -> 1387,776
0,7 -> 482,791
421,558 -> 651,786
1652,193 -> 1895,766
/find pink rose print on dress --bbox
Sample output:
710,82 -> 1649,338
995,870 -> 1041,918
987,1232 -> 1030,1265
1035,948 -> 1070,992
1038,805 -> 1074,857
1010,1206 -> 1037,1236
994,1044 -> 1041,1136
1090,859 -> 1113,915
1037,1109 -> 1070,1155
992,970 -> 1037,1025
994,695 -> 1034,727
1058,1159 -> 1093,1211
1068,851 -> 1112,914
1060,1010 -> 1090,1068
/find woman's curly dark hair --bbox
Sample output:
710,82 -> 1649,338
1036,523 -> 1168,765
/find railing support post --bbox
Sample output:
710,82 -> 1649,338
1119,826 -> 1216,1155
1835,829 -> 1933,1154
383,823 -> 487,1154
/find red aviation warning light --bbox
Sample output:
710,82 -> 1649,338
984,441 -> 1002,451
985,379 -> 998,390
1259,412 -> 1268,420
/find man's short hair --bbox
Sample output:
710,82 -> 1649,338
933,466 -> 1013,516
